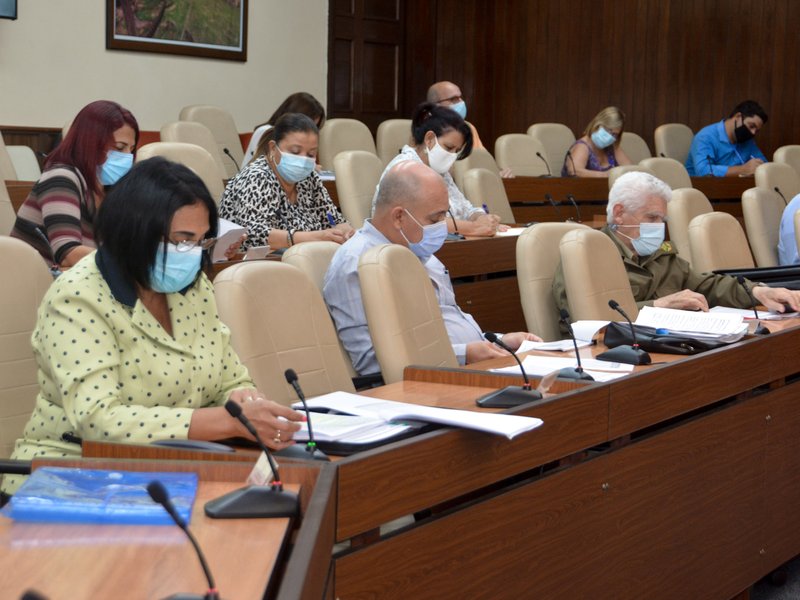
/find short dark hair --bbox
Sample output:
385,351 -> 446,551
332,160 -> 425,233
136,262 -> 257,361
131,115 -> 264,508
271,113 -> 319,146
410,102 -> 473,159
730,100 -> 768,124
255,93 -> 325,157
95,157 -> 218,291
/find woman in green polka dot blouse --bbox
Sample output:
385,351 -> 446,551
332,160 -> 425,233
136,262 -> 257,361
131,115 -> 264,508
1,158 -> 305,494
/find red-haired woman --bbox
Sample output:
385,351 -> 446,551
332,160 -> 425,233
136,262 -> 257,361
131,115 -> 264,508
11,100 -> 139,269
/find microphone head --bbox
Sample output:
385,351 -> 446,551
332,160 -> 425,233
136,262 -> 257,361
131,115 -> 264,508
559,308 -> 570,322
483,332 -> 499,344
147,480 -> 169,505
736,275 -> 746,286
224,399 -> 243,418
774,186 -> 780,193
608,299 -> 620,310
536,152 -> 543,158
284,368 -> 298,384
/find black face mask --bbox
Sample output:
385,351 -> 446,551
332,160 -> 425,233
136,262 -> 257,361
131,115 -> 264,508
733,117 -> 755,144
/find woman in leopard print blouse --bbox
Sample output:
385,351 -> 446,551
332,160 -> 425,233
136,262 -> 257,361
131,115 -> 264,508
220,113 -> 353,249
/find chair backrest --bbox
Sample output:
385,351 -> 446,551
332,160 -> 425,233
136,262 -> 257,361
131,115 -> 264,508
214,261 -> 355,406
358,244 -> 457,384
494,134 -> 549,177
667,188 -> 713,265
653,123 -> 694,164
688,212 -> 755,273
452,147 -> 501,190
755,162 -> 800,202
462,168 -> 515,224
178,105 -> 243,179
333,150 -> 384,228
0,132 -> 17,181
0,236 -> 53,458
161,121 -> 228,180
526,123 -> 576,176
794,211 -> 800,260
741,187 -> 784,268
774,145 -> 800,179
607,164 -> 656,189
558,228 -> 639,322
375,119 -> 412,166
6,146 -> 41,181
135,142 -> 226,203
281,241 -> 358,378
639,157 -> 691,190
517,222 -> 591,341
318,119 -> 377,172
619,131 -> 652,164
0,180 -> 16,235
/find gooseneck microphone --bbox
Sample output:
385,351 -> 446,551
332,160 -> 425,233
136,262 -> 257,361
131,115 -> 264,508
774,186 -> 788,206
476,332 -> 543,408
535,151 -> 552,177
565,149 -> 577,177
566,193 -> 582,223
597,300 -> 652,365
148,481 -> 220,600
737,276 -> 770,335
557,310 -> 594,380
222,147 -> 240,171
545,193 -> 563,221
204,401 -> 299,519
447,208 -> 465,240
280,369 -> 329,461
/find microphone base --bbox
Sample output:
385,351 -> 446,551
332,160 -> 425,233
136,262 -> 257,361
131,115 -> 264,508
274,444 -> 330,462
205,485 -> 299,519
476,386 -> 542,409
597,345 -> 652,365
753,322 -> 771,335
557,367 -> 595,381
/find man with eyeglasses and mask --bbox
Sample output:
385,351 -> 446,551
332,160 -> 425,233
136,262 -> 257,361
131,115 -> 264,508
685,100 -> 768,177
552,171 -> 800,324
324,161 -> 541,377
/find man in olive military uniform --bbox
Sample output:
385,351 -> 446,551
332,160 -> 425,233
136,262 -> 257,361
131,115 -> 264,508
553,171 -> 800,322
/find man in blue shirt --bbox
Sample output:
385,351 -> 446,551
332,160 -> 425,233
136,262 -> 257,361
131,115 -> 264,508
777,193 -> 800,265
685,100 -> 768,177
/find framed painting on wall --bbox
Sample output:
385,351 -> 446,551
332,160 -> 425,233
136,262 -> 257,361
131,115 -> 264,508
106,0 -> 247,61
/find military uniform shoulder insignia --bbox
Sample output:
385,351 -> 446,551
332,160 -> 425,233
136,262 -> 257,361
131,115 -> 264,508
660,241 -> 674,252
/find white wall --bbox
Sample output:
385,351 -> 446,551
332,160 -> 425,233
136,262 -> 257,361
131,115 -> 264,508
0,1 -> 328,132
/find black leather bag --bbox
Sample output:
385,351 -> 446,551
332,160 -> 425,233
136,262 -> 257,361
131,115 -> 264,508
602,321 -> 728,355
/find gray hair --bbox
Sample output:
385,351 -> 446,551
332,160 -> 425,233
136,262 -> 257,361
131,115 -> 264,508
374,163 -> 424,210
606,171 -> 672,224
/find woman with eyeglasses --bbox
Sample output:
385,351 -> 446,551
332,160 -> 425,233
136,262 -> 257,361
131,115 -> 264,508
562,106 -> 633,177
220,113 -> 353,250
11,100 -> 139,269
1,157 -> 304,494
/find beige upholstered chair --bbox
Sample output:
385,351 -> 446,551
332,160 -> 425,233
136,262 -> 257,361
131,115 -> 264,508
178,105 -> 243,179
0,132 -> 17,181
639,157 -> 691,190
607,165 -> 656,189
358,244 -> 458,384
688,212 -> 755,273
0,236 -> 53,458
452,147 -> 502,190
333,150 -> 383,228
0,182 -> 16,236
653,123 -> 694,164
517,222 -> 590,341
462,168 -> 515,224
526,123 -> 576,177
619,132 -> 652,164
376,119 -> 412,166
667,188 -> 713,265
755,162 -> 800,203
559,228 -> 639,322
7,146 -> 41,181
318,119 -> 377,172
741,187 -> 784,268
214,261 -> 355,406
794,211 -> 800,259
774,145 -> 800,179
494,134 -> 549,177
160,121 -> 228,182
135,142 -> 226,203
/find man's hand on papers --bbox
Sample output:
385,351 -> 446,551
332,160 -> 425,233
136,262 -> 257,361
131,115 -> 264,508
502,331 -> 543,350
752,286 -> 800,312
653,289 -> 709,311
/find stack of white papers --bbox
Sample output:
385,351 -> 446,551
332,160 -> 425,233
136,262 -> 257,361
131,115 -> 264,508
635,306 -> 748,342
710,305 -> 800,321
491,355 -> 634,382
517,339 -> 593,353
294,413 -> 413,443
494,227 -> 527,237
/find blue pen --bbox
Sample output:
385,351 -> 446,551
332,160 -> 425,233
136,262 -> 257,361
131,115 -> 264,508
655,328 -> 670,335
326,212 -> 336,227
482,203 -> 489,214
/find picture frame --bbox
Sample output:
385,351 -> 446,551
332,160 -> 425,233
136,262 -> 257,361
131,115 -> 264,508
106,0 -> 248,62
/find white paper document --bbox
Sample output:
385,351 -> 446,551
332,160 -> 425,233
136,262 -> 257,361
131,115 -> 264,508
517,339 -> 593,353
494,227 -> 527,237
297,391 -> 544,440
294,412 -> 412,442
491,355 -> 634,381
571,320 -> 611,342
212,218 -> 247,263
635,306 -> 748,342
709,305 -> 800,321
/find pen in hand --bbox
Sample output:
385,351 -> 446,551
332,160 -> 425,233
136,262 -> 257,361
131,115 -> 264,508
326,212 -> 336,227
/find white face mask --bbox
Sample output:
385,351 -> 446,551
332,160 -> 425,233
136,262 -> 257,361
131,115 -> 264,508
425,136 -> 459,174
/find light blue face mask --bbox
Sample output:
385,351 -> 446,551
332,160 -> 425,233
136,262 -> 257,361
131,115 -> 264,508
99,150 -> 134,186
449,100 -> 467,120
275,147 -> 316,183
616,222 -> 665,256
400,209 -> 449,263
150,243 -> 202,293
591,126 -> 616,149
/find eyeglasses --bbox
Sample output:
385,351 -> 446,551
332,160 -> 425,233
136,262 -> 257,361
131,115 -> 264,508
170,238 -> 217,253
437,94 -> 463,105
